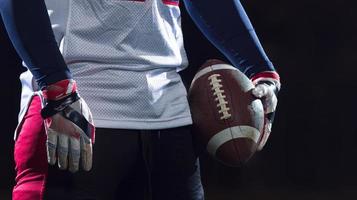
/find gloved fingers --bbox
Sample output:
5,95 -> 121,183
264,94 -> 278,114
67,100 -> 94,171
68,137 -> 81,173
252,84 -> 269,98
46,129 -> 58,165
80,135 -> 93,171
57,133 -> 69,170
252,84 -> 277,114
257,120 -> 272,151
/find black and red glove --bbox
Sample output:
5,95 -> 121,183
41,79 -> 95,172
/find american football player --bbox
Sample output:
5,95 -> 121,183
0,0 -> 280,199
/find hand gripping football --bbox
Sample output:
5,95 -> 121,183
188,59 -> 264,167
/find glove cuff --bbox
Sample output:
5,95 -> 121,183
41,79 -> 80,119
251,71 -> 281,91
42,79 -> 77,100
41,92 -> 80,118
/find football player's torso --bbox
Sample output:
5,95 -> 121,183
22,0 -> 192,129
46,0 -> 186,69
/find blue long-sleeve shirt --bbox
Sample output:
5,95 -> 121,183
0,0 -> 71,88
0,0 -> 275,88
183,0 -> 276,77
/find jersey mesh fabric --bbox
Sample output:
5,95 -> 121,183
19,0 -> 192,129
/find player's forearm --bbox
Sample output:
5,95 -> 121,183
183,0 -> 276,78
0,0 -> 71,88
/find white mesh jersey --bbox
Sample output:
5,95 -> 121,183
19,0 -> 193,130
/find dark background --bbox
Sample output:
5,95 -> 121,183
1,0 -> 357,199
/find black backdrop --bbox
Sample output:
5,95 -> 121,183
1,0 -> 357,199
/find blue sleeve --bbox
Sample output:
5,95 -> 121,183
0,0 -> 71,88
182,0 -> 276,78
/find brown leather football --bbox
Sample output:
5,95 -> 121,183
188,59 -> 264,166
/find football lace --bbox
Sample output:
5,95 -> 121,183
208,74 -> 231,120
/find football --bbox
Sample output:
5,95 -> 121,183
188,59 -> 264,167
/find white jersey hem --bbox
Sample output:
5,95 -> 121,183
94,116 -> 193,130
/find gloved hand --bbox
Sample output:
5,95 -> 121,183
41,79 -> 95,172
251,71 -> 280,151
